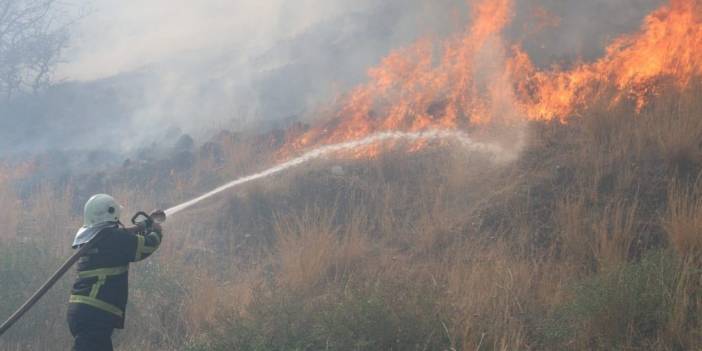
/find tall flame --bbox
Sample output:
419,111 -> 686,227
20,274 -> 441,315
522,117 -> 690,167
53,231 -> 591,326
284,0 -> 702,156
514,0 -> 702,118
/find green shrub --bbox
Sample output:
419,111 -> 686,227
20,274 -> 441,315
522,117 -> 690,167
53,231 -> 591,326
187,281 -> 451,351
540,250 -> 677,349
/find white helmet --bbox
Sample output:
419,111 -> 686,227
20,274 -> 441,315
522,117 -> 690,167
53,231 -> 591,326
83,194 -> 122,226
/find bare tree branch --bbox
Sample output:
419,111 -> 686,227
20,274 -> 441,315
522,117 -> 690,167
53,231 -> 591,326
0,0 -> 70,100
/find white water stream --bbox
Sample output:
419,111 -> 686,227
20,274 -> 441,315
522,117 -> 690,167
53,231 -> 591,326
164,129 -> 506,217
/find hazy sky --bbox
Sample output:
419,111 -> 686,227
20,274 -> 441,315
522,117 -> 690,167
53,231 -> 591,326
58,0 -> 376,81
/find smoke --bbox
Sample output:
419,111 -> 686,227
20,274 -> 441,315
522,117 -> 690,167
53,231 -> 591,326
59,0 -> 375,81
510,0 -> 665,67
47,0 -> 469,152
0,0 -> 667,157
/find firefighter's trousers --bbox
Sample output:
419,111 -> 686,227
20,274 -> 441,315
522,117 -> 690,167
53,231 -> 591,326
67,306 -> 114,351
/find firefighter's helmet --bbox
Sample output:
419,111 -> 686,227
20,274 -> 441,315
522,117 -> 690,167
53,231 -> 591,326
83,194 -> 122,226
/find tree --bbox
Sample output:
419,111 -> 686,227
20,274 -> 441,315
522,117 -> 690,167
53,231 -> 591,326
0,0 -> 70,100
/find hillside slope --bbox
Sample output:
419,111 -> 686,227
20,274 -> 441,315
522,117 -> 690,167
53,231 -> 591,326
1,82 -> 699,351
178,83 -> 702,351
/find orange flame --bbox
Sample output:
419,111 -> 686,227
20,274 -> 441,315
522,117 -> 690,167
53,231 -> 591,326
515,0 -> 702,119
283,0 -> 702,157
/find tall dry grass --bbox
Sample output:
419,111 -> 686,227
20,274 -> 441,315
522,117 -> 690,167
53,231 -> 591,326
662,179 -> 702,349
0,84 -> 701,350
0,179 -> 19,241
0,183 -> 79,350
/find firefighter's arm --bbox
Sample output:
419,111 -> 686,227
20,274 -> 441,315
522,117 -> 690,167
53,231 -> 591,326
129,223 -> 163,262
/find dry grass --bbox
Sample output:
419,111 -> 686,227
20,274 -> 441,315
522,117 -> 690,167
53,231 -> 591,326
592,200 -> 639,271
445,243 -> 535,350
1,84 -> 702,350
274,207 -> 341,292
664,180 -> 702,259
0,179 -> 19,242
662,180 -> 702,349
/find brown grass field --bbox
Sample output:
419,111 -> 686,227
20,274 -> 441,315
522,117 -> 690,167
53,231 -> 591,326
0,83 -> 701,350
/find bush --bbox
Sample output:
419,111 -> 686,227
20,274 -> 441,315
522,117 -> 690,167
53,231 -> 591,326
187,280 -> 451,351
541,250 -> 677,350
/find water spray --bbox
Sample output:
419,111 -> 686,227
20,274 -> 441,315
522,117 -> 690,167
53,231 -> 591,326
164,129 -> 505,217
0,129 -> 504,337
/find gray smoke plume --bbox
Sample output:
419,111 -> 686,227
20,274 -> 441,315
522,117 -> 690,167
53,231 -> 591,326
512,0 -> 664,67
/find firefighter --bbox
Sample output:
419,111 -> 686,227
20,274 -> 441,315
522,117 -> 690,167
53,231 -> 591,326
66,194 -> 163,351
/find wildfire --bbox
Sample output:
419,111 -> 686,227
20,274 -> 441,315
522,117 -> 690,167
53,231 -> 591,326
283,0 -> 702,157
515,0 -> 702,118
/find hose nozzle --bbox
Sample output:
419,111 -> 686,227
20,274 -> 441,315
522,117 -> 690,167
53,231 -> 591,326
131,209 -> 166,228
150,209 -> 166,223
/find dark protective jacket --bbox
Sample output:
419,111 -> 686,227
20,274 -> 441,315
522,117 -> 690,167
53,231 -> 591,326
67,224 -> 162,329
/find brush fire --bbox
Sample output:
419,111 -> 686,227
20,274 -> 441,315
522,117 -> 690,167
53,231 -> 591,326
2,0 -> 702,350
283,0 -> 702,157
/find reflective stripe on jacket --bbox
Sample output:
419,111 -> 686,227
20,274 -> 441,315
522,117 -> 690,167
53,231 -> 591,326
68,225 -> 162,329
